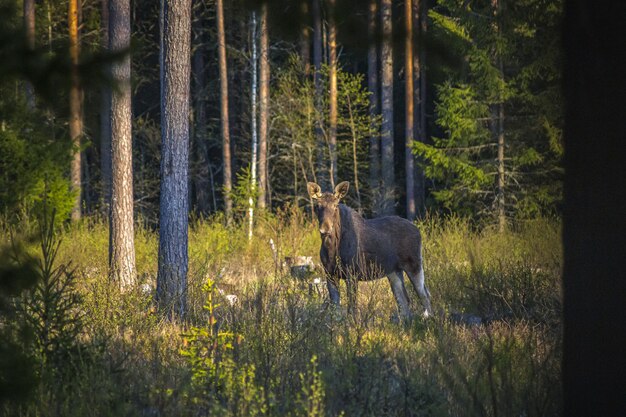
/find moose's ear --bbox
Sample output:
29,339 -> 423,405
307,182 -> 322,200
334,181 -> 350,199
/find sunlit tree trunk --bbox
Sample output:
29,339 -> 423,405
328,0 -> 338,189
109,0 -> 136,289
257,2 -> 269,209
69,0 -> 83,221
216,0 -> 232,224
158,0 -> 191,320
413,0 -> 426,218
368,0 -> 380,196
405,0 -> 416,220
24,0 -> 36,109
380,0 -> 395,214
100,0 -> 112,210
249,12 -> 258,241
312,0 -> 326,188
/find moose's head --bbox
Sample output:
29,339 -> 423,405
307,181 -> 350,238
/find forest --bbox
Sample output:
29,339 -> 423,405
2,0 -> 621,415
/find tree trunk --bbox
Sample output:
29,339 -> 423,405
380,0 -> 395,214
24,0 -> 36,109
216,0 -> 232,224
312,0 -> 326,188
192,0 -> 210,214
249,12 -> 258,241
405,0 -> 415,221
100,0 -> 112,211
69,0 -> 83,221
299,0 -> 310,76
368,0 -> 380,198
257,2 -> 269,209
328,0 -> 338,189
413,0 -> 426,218
563,1 -> 626,415
109,0 -> 136,289
158,0 -> 191,320
492,0 -> 506,231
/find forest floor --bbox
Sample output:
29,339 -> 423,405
3,210 -> 562,416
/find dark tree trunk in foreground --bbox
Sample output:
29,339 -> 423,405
405,0 -> 415,220
69,0 -> 83,221
217,0 -> 232,224
328,0 -> 338,189
562,1 -> 626,415
24,0 -> 36,109
158,0 -> 191,319
100,0 -> 112,210
380,0 -> 395,214
109,0 -> 136,288
368,0 -> 380,195
257,2 -> 269,209
299,0 -> 310,76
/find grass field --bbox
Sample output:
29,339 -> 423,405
1,210 -> 562,416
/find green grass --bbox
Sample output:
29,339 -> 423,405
1,211 -> 562,417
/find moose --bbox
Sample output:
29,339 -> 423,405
307,181 -> 432,319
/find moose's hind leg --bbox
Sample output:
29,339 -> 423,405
406,264 -> 432,317
387,271 -> 412,319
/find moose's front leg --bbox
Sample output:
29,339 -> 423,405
326,275 -> 340,305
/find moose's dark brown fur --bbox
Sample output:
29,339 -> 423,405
307,181 -> 432,318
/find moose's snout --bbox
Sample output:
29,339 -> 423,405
319,224 -> 333,236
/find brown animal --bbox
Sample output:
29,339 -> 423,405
307,181 -> 432,318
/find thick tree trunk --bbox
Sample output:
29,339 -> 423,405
405,0 -> 415,220
562,1 -> 626,415
100,0 -> 112,211
192,0 -> 210,214
413,0 -> 426,218
312,0 -> 326,188
368,0 -> 380,196
249,12 -> 258,241
69,0 -> 83,221
109,0 -> 136,289
216,0 -> 232,224
24,0 -> 36,109
257,2 -> 269,209
158,0 -> 191,320
380,0 -> 395,214
328,0 -> 338,189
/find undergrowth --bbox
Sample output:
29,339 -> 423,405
0,210 -> 562,416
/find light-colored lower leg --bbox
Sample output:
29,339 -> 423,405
327,277 -> 340,305
387,271 -> 411,319
407,265 -> 432,317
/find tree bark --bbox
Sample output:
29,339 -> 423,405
69,0 -> 83,221
368,0 -> 380,196
257,2 -> 269,209
492,0 -> 506,231
413,0 -> 426,218
100,0 -> 112,211
109,0 -> 136,289
192,0 -> 210,214
328,0 -> 338,189
405,0 -> 415,221
299,1 -> 311,76
24,0 -> 36,109
312,0 -> 326,188
158,0 -> 191,320
562,1 -> 626,415
216,0 -> 232,224
249,12 -> 258,241
380,0 -> 395,214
